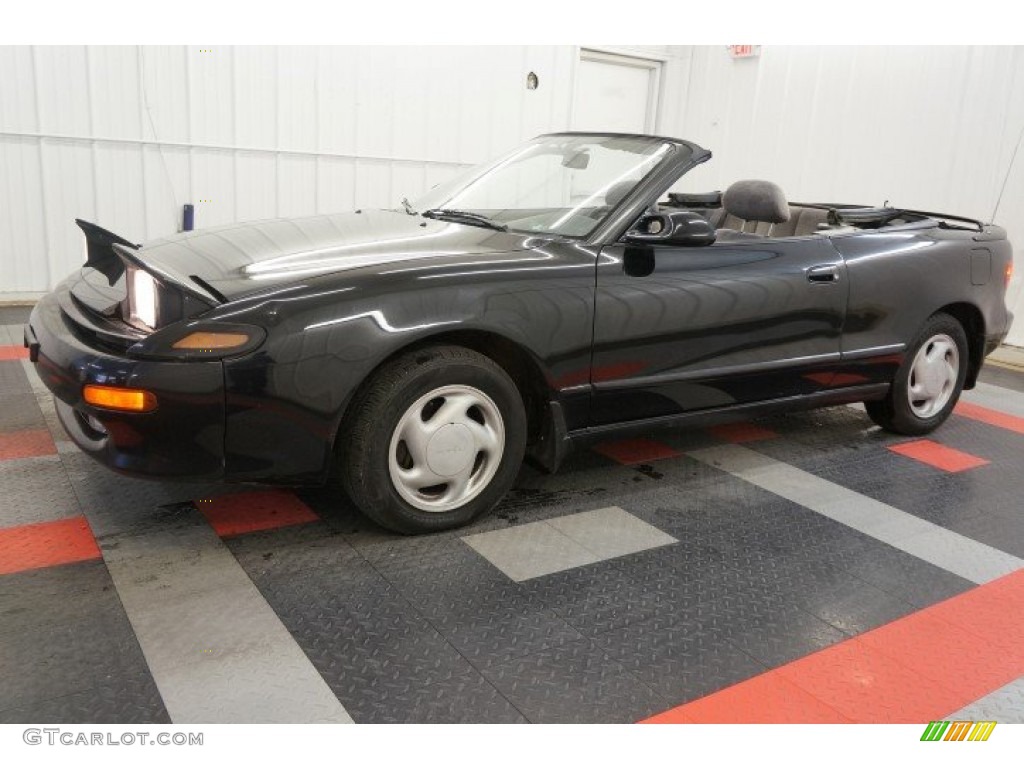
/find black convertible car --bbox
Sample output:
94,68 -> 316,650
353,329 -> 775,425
26,133 -> 1014,533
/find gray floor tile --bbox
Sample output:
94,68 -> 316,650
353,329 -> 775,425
462,520 -> 601,581
461,507 -> 677,581
546,506 -> 677,559
947,676 -> 1024,723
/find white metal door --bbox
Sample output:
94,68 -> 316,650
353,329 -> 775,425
571,50 -> 661,134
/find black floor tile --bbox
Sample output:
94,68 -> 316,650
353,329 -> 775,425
794,574 -> 918,635
0,682 -> 170,724
0,611 -> 164,719
480,639 -> 669,723
592,622 -> 768,704
0,392 -> 46,432
345,670 -> 527,724
837,545 -> 975,609
978,365 -> 1024,393
0,306 -> 32,325
0,360 -> 31,397
720,605 -> 849,668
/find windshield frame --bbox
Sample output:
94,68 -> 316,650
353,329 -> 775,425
410,132 -> 709,245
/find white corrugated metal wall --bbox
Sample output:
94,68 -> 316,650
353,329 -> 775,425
0,44 -> 688,296
675,45 -> 1024,345
3,44 -> 1022,344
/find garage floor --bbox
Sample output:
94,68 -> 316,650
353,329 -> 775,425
2,305 -> 1023,724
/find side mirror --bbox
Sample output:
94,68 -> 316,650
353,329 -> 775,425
625,211 -> 716,247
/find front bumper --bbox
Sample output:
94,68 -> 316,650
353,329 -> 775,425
26,287 -> 226,480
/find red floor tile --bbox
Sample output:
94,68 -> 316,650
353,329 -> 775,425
0,346 -> 29,361
926,570 -> 1024,653
0,516 -> 102,575
0,428 -> 57,461
774,638 -> 965,723
888,439 -> 989,472
642,670 -> 851,724
641,568 -> 1024,724
707,422 -> 778,443
593,437 -> 680,465
955,401 -> 1024,436
858,611 -> 1023,702
197,489 -> 319,537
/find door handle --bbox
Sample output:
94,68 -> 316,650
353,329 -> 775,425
807,265 -> 839,283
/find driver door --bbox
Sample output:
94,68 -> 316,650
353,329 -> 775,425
589,234 -> 848,425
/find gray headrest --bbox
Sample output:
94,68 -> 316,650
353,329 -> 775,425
723,179 -> 790,224
604,180 -> 636,208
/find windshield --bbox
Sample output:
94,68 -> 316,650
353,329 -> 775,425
411,135 -> 677,238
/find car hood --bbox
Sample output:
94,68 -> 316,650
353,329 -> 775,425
134,209 -> 536,301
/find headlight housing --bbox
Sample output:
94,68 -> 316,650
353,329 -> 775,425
127,266 -> 159,330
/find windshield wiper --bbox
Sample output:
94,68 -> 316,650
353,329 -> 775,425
421,208 -> 507,231
400,197 -> 416,216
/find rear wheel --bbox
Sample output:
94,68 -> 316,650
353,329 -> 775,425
338,345 -> 527,534
864,312 -> 968,435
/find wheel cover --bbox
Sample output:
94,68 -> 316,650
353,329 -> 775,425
907,333 -> 960,419
388,385 -> 506,513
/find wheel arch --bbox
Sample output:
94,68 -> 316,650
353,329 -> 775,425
936,302 -> 985,389
330,328 -> 557,455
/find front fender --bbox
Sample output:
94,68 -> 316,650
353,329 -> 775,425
219,242 -> 597,483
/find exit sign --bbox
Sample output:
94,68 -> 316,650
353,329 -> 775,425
729,45 -> 760,58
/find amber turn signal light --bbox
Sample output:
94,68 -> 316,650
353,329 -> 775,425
171,331 -> 252,351
83,384 -> 157,413
1007,262 -> 1014,287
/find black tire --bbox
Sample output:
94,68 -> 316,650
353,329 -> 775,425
338,345 -> 527,534
864,312 -> 969,435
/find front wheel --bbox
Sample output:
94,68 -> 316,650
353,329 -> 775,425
338,345 -> 527,534
864,312 -> 968,435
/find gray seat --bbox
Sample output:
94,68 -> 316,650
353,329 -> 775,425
603,180 -> 637,208
714,179 -> 829,238
716,179 -> 790,237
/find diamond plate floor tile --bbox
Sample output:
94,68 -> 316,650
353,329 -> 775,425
0,456 -> 82,528
977,365 -> 1024,393
775,638 -> 964,723
338,670 -> 527,724
430,607 -> 586,669
461,520 -> 603,581
0,311 -> 32,327
0,560 -> 126,632
647,668 -> 852,723
546,506 -> 678,560
946,510 -> 1024,560
480,639 -> 670,723
197,489 -> 320,537
858,611 -> 1023,702
840,544 -> 976,608
523,562 -> 682,636
794,575 -> 918,635
0,361 -> 33,396
0,392 -> 44,431
0,683 -> 171,725
0,427 -> 56,462
0,606 -> 162,715
948,676 -> 1024,723
232,527 -> 520,722
592,621 -> 768,704
721,605 -> 849,668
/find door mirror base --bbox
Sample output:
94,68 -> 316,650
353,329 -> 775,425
625,211 -> 716,247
